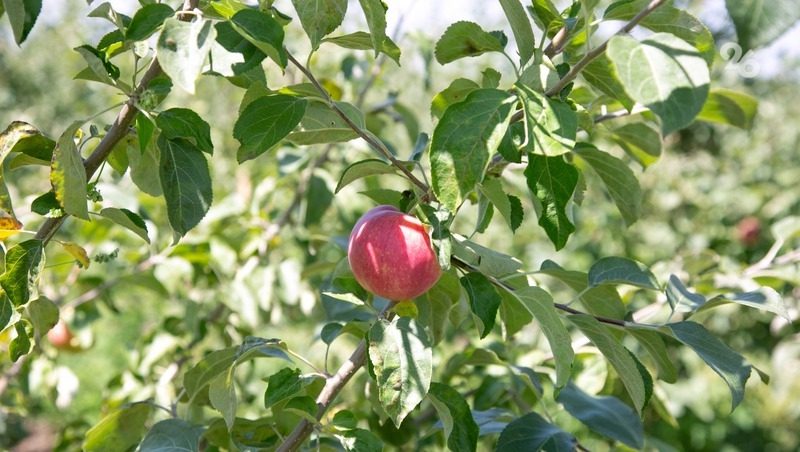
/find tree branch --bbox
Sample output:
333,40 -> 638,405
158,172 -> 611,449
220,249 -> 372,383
276,306 -> 395,452
544,0 -> 668,97
285,51 -> 433,199
33,0 -> 200,246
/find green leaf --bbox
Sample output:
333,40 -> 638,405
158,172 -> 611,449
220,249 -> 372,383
452,236 -> 522,278
666,274 -> 705,313
83,403 -> 152,452
157,136 -> 213,237
573,143 -> 642,226
460,272 -> 501,339
368,316 -> 432,427
516,83 -> 577,155
10,321 -> 31,361
529,0 -> 562,33
699,289 -> 789,320
73,45 -> 120,86
697,88 -> 758,129
25,296 -> 58,338
0,296 -> 13,331
98,207 -> 150,243
212,21 -> 266,76
3,0 -> 41,45
609,122 -> 662,168
568,314 -> 649,413
233,94 -> 307,162
286,101 -> 363,145
322,31 -> 401,64
503,286 -> 573,388
430,78 -> 480,120
430,89 -> 516,212
557,383 -> 644,449
496,412 -> 575,452
588,257 -> 659,290
336,428 -> 383,452
478,177 -> 523,232
264,367 -> 303,408
304,173 -> 334,226
125,3 -> 173,42
139,419 -> 204,452
416,268 -> 461,346
183,347 -> 237,402
434,21 -> 505,65
428,382 -> 479,452
582,55 -> 635,111
50,121 -> 88,220
335,158 -> 399,193
0,240 -> 43,306
725,0 -> 800,52
628,327 -> 678,383
291,0 -> 347,50
357,0 -> 387,57
668,321 -> 752,411
230,8 -> 287,68
498,0 -> 535,65
209,367 -> 237,430
157,18 -> 216,94
604,0 -> 715,65
607,33 -> 710,134
524,154 -> 578,250
0,122 -> 49,221
156,108 -> 213,154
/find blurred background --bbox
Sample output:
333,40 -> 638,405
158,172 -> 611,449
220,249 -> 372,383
1,0 -> 798,450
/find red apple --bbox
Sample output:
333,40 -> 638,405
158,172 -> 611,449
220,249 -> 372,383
348,205 -> 441,301
736,216 -> 761,248
47,319 -> 75,350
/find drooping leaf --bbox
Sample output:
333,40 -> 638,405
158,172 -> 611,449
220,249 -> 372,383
50,121 -> 88,220
428,382 -> 479,452
368,316 -> 432,427
0,296 -> 13,331
430,89 -> 516,212
0,239 -> 44,306
10,321 -> 32,361
357,0 -> 387,58
460,272 -> 501,339
125,3 -> 173,41
607,33 -> 710,134
73,45 -> 121,86
498,0 -> 535,65
568,314 -> 650,413
434,21 -> 505,65
25,296 -> 59,339
99,207 -> 150,243
557,383 -> 644,449
609,122 -> 662,168
604,0 -> 715,65
416,268 -> 461,346
157,136 -> 213,237
516,83 -> 577,155
573,143 -> 642,226
478,177 -> 523,232
668,321 -> 752,411
156,108 -> 213,154
322,31 -> 401,64
291,0 -> 347,50
3,0 -> 41,45
496,411 -> 575,452
183,347 -> 237,402
60,242 -> 90,268
627,327 -> 678,383
230,8 -> 286,67
209,367 -> 237,430
588,256 -> 659,290
524,154 -> 578,250
139,419 -> 204,452
83,403 -> 152,452
157,18 -> 217,94
286,101 -> 363,145
233,94 -> 307,162
696,88 -> 758,129
725,0 -> 800,52
0,121 -> 48,225
335,158 -> 401,193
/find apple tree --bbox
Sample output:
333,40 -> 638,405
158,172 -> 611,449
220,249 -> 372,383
0,0 -> 798,450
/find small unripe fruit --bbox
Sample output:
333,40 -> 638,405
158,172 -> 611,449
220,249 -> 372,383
348,205 -> 441,301
47,319 -> 75,350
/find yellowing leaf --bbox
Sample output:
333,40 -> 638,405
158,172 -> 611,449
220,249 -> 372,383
61,242 -> 90,269
0,216 -> 23,240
